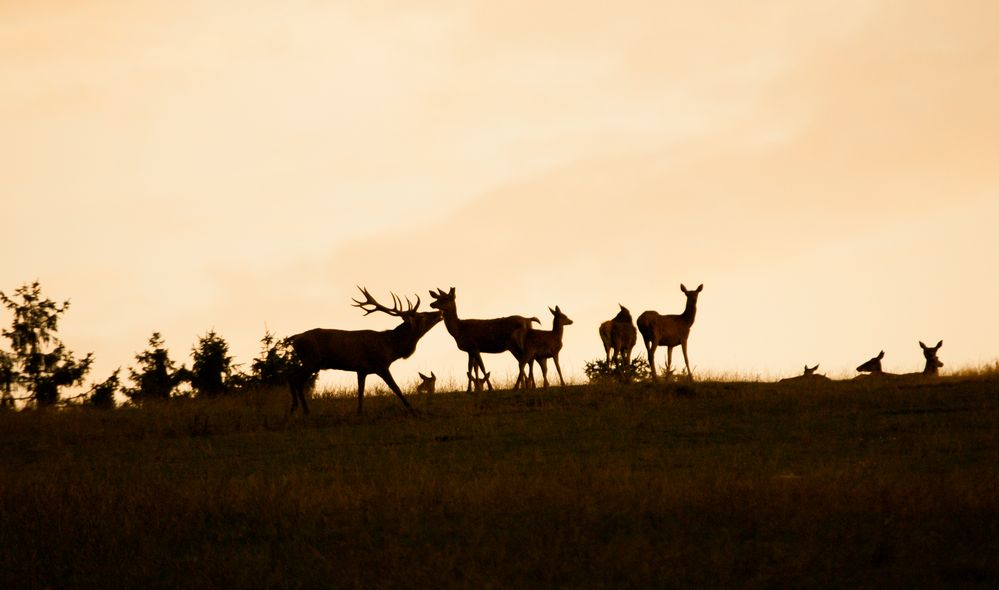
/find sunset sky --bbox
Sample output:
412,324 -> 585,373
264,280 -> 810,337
3,1 -> 998,393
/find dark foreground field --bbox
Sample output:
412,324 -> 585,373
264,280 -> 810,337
2,376 -> 998,589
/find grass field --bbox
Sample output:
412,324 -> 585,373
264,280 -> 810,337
2,375 -> 998,589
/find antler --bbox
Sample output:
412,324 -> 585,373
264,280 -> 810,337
351,287 -> 419,316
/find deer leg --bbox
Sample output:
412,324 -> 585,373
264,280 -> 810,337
356,373 -> 367,414
527,359 -> 537,389
539,358 -> 550,388
379,370 -> 416,416
289,369 -> 312,415
553,355 -> 565,387
646,343 -> 658,381
476,354 -> 494,391
466,354 -> 476,392
681,341 -> 693,380
665,346 -> 674,379
514,357 -> 527,390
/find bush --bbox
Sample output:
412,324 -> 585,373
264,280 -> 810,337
584,357 -> 650,384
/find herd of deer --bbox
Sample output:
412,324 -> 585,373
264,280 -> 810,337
286,283 -> 943,415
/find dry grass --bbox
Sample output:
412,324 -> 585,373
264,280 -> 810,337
2,375 -> 998,589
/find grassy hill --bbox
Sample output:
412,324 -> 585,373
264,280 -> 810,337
2,375 -> 998,588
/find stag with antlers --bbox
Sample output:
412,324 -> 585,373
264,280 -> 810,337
599,304 -> 637,365
287,287 -> 442,415
513,306 -> 573,389
637,283 -> 703,381
429,287 -> 538,392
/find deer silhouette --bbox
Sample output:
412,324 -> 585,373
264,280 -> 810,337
429,287 -> 538,392
856,341 -> 943,378
467,371 -> 490,392
599,304 -> 637,365
919,340 -> 944,375
287,287 -> 441,415
637,284 -> 703,381
779,364 -> 830,383
513,306 -> 573,389
416,371 -> 436,395
856,351 -> 889,375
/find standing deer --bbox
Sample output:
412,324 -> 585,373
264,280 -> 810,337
514,306 -> 573,389
429,287 -> 538,392
287,287 -> 442,415
416,372 -> 436,395
599,304 -> 637,365
637,283 -> 703,381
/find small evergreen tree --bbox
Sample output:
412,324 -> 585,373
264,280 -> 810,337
248,330 -> 296,388
0,350 -> 15,409
0,281 -> 93,407
88,369 -> 120,410
125,332 -> 186,403
190,330 -> 233,397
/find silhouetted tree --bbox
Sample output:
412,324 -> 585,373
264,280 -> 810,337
125,332 -> 187,403
0,350 -> 14,409
88,369 -> 120,410
248,330 -> 296,388
0,281 -> 93,407
190,330 -> 233,397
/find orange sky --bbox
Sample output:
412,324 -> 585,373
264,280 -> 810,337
2,1 -> 998,392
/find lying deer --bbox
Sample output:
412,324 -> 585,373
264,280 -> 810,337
779,364 -> 831,383
467,371 -> 490,392
430,287 -> 538,392
513,306 -> 573,389
637,284 -> 703,381
599,304 -> 637,365
855,340 -> 944,377
287,287 -> 442,415
416,372 -> 436,395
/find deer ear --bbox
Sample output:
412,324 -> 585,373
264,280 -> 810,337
935,340 -> 943,349
696,284 -> 704,292
448,287 -> 455,296
419,372 -> 428,379
920,341 -> 928,350
680,284 -> 688,293
549,306 -> 556,315
430,371 -> 435,379
878,351 -> 885,359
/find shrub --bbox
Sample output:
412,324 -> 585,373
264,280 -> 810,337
584,357 -> 650,384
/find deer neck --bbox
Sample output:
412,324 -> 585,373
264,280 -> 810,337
552,320 -> 565,342
439,304 -> 463,336
388,322 -> 421,360
681,297 -> 698,325
923,359 -> 939,375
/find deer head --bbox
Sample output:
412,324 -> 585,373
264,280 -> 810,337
549,305 -> 573,327
467,371 -> 490,392
417,371 -> 436,394
803,364 -> 819,376
680,283 -> 704,300
352,287 -> 441,340
428,287 -> 456,312
919,340 -> 943,374
856,351 -> 885,373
